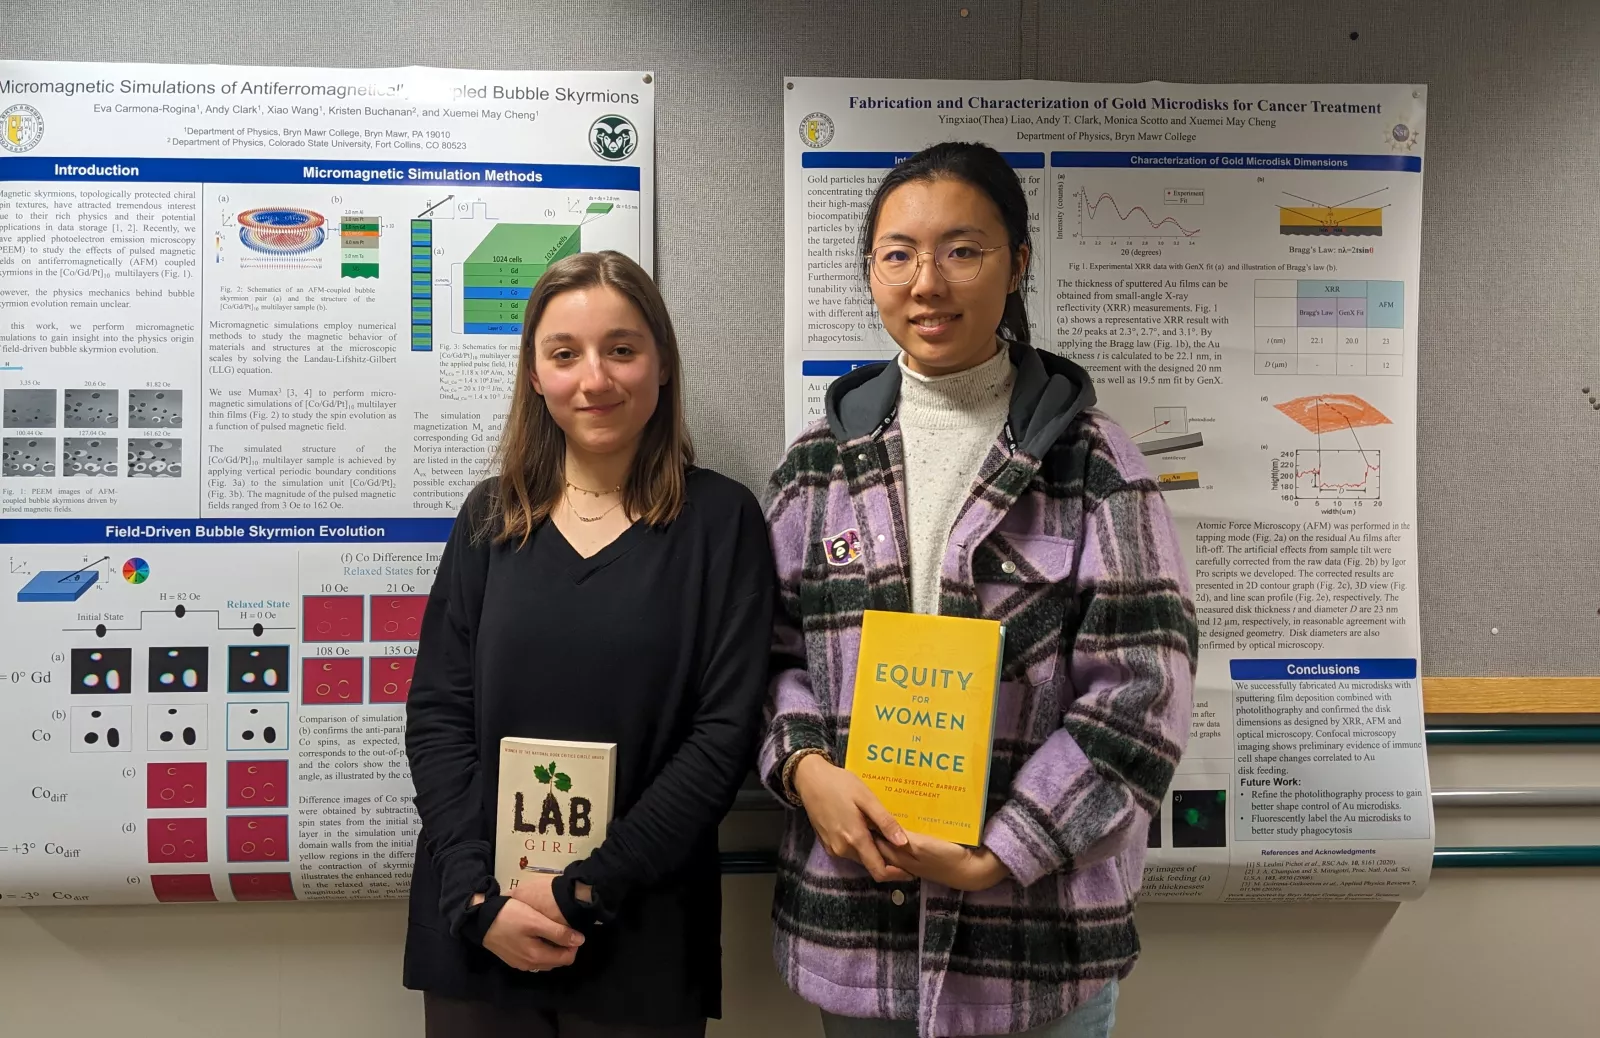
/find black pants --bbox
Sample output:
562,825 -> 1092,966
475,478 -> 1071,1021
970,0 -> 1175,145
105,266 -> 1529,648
423,992 -> 707,1038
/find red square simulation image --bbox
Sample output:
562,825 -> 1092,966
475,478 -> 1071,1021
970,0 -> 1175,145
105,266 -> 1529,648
227,759 -> 288,808
147,761 -> 206,809
369,595 -> 426,642
230,872 -> 296,901
302,595 -> 364,642
151,873 -> 216,903
227,815 -> 288,862
148,817 -> 207,864
368,656 -> 415,704
302,657 -> 363,705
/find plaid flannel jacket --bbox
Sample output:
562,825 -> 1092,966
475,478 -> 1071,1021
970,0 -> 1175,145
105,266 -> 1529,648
759,343 -> 1199,1037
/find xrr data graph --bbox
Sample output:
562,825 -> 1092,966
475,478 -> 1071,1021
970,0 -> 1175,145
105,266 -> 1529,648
1074,187 -> 1201,241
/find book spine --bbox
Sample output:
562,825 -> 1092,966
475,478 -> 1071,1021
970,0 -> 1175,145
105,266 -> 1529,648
973,627 -> 1007,847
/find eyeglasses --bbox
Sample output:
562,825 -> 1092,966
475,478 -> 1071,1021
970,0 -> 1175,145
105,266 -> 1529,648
867,240 -> 1007,287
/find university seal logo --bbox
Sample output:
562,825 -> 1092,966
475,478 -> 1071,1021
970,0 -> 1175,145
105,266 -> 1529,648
798,111 -> 834,149
2,104 -> 44,153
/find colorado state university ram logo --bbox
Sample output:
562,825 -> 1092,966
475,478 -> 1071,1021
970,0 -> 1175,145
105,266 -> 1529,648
589,115 -> 637,161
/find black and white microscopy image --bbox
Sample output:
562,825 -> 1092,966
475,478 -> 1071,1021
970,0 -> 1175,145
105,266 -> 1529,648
4,389 -> 57,428
128,438 -> 182,478
65,389 -> 119,428
129,390 -> 183,428
63,437 -> 119,476
3,437 -> 57,476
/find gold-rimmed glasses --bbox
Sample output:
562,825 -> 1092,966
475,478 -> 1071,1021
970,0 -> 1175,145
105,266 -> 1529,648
866,240 -> 1007,287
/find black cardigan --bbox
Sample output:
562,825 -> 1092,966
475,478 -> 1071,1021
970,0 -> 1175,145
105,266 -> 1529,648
402,470 -> 775,1024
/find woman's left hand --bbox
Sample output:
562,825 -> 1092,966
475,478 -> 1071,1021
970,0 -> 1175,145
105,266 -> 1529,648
875,831 -> 1011,892
508,873 -> 568,925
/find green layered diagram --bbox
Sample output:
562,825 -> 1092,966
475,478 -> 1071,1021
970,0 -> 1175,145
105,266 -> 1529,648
462,223 -> 583,334
340,216 -> 379,278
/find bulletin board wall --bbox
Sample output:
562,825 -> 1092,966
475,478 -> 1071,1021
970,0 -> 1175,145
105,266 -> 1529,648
7,0 -> 1597,698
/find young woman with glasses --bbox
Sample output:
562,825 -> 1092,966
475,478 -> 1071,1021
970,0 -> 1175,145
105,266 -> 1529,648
404,251 -> 776,1038
761,142 -> 1198,1037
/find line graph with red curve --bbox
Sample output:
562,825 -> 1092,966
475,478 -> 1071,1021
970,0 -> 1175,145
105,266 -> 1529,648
1076,188 -> 1200,239
1274,394 -> 1386,499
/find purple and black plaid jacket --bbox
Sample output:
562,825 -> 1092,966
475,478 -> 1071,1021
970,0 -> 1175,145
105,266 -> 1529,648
759,343 -> 1199,1037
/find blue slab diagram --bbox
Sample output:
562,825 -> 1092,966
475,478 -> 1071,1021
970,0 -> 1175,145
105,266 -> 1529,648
18,569 -> 98,602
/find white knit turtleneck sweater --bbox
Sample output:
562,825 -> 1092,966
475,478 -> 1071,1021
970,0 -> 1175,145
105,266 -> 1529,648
896,346 -> 1015,615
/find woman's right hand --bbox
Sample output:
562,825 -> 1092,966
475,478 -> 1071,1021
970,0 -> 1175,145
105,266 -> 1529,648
792,753 -> 913,882
479,895 -> 586,972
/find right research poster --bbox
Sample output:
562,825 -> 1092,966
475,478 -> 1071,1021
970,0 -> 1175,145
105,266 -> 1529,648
784,78 -> 1433,901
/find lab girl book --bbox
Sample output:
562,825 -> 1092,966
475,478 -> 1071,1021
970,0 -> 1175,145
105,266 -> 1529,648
495,737 -> 616,889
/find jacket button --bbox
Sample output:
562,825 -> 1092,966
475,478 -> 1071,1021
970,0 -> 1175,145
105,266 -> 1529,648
891,890 -> 906,906
1001,560 -> 1017,575
858,453 -> 868,463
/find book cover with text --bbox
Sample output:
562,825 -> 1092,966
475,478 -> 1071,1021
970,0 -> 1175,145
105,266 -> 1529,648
495,737 -> 616,890
844,610 -> 1003,845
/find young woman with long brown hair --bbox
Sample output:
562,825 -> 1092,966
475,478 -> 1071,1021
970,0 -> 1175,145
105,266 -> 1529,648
404,251 -> 775,1038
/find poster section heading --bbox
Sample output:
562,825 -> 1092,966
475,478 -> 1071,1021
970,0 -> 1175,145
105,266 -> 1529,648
2,159 -> 640,190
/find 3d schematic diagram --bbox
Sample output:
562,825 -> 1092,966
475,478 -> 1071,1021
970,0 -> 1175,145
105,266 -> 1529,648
1136,406 -> 1205,457
238,208 -> 326,255
460,204 -> 616,335
17,557 -> 109,602
462,224 -> 582,334
1273,393 -> 1391,435
1134,406 -> 1204,493
18,568 -> 98,602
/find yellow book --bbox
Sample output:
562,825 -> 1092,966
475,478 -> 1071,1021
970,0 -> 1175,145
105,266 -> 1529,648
844,610 -> 1004,845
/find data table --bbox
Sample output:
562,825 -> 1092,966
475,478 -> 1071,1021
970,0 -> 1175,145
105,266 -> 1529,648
1255,279 -> 1404,376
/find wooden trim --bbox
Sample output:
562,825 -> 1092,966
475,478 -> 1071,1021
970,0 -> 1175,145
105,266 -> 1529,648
1424,677 -> 1600,715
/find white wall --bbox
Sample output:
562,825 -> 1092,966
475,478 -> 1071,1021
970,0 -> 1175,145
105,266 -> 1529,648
3,741 -> 1598,1038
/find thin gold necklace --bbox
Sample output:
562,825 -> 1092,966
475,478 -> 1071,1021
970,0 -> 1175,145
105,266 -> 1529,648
565,478 -> 621,497
566,491 -> 622,524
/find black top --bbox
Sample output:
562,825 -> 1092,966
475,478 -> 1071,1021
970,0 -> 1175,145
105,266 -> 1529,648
402,469 -> 775,1024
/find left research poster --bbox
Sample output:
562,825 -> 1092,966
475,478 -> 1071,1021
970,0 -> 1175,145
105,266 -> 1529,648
0,60 -> 653,904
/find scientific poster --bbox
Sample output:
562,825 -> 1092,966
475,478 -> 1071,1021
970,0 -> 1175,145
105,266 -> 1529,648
785,77 -> 1432,901
0,60 -> 653,904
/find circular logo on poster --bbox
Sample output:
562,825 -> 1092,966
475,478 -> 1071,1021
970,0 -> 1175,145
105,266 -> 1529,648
1383,121 -> 1421,152
798,111 -> 834,149
1,104 -> 45,153
589,115 -> 638,161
